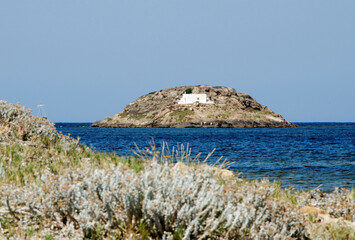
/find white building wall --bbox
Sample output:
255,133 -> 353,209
177,94 -> 214,104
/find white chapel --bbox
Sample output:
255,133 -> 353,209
177,94 -> 214,104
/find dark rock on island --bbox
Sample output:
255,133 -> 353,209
92,85 -> 297,128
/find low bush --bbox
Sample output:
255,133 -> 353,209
2,161 -> 309,239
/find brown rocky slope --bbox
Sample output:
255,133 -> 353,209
92,85 -> 296,128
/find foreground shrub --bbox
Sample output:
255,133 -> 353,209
0,100 -> 57,142
1,161 -> 308,239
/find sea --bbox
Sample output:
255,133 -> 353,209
55,123 -> 355,191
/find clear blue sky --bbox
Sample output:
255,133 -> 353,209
1,1 -> 354,122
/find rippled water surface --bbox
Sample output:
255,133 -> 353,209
56,123 -> 355,190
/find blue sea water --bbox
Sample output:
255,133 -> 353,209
56,123 -> 355,191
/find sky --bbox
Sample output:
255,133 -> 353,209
1,1 -> 354,122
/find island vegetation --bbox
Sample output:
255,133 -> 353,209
0,100 -> 354,239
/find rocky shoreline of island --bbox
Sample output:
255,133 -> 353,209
92,119 -> 297,128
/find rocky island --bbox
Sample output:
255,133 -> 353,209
92,85 -> 296,128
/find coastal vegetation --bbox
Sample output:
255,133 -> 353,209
170,110 -> 195,122
221,112 -> 231,119
185,88 -> 192,94
118,112 -> 146,120
0,100 -> 354,239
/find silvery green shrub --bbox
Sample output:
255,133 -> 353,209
3,161 -> 308,239
0,100 -> 57,141
0,101 -> 76,151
